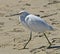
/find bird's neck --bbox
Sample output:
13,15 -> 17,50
20,13 -> 29,22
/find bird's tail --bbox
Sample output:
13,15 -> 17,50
48,25 -> 54,31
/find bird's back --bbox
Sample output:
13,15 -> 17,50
25,14 -> 54,32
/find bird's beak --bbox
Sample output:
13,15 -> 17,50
5,13 -> 21,17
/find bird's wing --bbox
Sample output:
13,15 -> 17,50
25,14 -> 48,26
25,14 -> 50,32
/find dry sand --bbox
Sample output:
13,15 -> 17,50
0,0 -> 60,54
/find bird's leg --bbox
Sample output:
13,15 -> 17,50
43,33 -> 52,47
23,31 -> 32,49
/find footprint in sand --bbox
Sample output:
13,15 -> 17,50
0,22 -> 4,31
52,38 -> 60,43
11,28 -> 24,32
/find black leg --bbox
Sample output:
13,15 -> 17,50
43,33 -> 52,47
23,31 -> 32,49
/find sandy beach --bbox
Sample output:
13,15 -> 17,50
0,0 -> 60,54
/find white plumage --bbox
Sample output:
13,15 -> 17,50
24,14 -> 53,32
6,10 -> 54,49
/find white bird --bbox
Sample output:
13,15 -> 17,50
6,10 -> 54,49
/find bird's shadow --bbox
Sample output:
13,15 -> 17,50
47,45 -> 60,49
30,45 -> 60,52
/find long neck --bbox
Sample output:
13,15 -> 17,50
20,13 -> 29,22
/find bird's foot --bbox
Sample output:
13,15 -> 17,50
47,43 -> 52,48
22,45 -> 29,49
22,47 -> 29,49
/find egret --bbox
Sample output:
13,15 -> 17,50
6,10 -> 54,49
